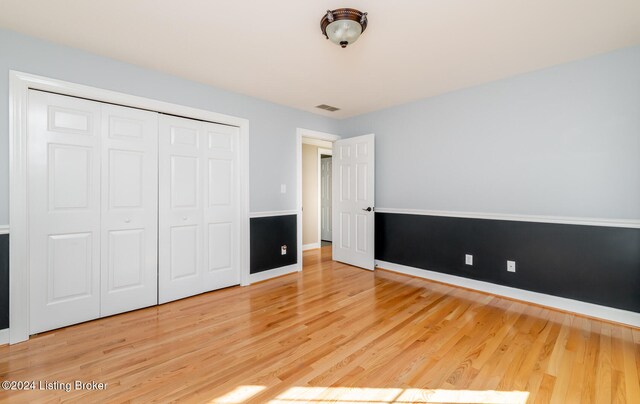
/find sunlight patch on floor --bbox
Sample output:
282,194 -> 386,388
212,385 -> 530,404
212,385 -> 266,403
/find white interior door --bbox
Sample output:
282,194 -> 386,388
332,134 -> 375,270
320,156 -> 332,241
159,115 -> 240,303
28,90 -> 102,333
100,104 -> 158,316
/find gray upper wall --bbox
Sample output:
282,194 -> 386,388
338,46 -> 640,220
0,29 -> 340,225
2,29 -> 639,224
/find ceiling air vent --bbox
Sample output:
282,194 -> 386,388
315,104 -> 340,112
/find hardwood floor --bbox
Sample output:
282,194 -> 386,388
1,246 -> 639,403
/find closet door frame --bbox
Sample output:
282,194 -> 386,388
8,71 -> 251,344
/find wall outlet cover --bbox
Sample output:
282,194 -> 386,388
507,260 -> 516,272
281,245 -> 287,255
465,254 -> 473,265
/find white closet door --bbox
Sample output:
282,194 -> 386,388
159,116 -> 240,303
100,104 -> 158,316
202,122 -> 240,290
28,90 -> 102,334
158,115 -> 206,303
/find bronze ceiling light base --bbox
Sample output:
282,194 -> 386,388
321,8 -> 368,48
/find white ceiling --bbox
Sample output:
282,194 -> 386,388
1,0 -> 639,118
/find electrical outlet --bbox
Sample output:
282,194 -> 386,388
281,245 -> 287,255
507,260 -> 516,272
280,184 -> 287,194
465,254 -> 473,265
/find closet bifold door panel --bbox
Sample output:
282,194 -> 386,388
28,90 -> 159,334
28,90 -> 102,334
158,115 -> 205,303
100,104 -> 158,317
159,115 -> 240,304
201,121 -> 240,292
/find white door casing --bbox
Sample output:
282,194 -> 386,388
332,134 -> 375,270
28,90 -> 102,333
320,155 -> 332,242
159,115 -> 240,303
100,104 -> 158,316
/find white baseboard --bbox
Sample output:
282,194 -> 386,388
375,260 -> 640,328
303,242 -> 320,251
248,263 -> 299,284
0,328 -> 9,345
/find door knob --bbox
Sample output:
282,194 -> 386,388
362,207 -> 373,212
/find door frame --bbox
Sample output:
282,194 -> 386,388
296,129 -> 340,270
9,71 -> 251,344
317,148 -> 333,244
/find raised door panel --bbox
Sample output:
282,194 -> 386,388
48,144 -> 92,210
100,104 -> 158,317
47,233 -> 94,303
171,156 -> 199,209
170,225 -> 199,280
171,126 -> 199,147
355,214 -> 368,253
356,163 -> 368,202
108,230 -> 145,291
108,115 -> 145,140
208,158 -> 232,206
208,131 -> 233,151
109,150 -> 144,209
339,212 -> 351,249
208,222 -> 232,271
28,90 -> 101,334
47,106 -> 93,135
340,164 -> 351,202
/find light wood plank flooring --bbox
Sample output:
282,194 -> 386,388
1,246 -> 639,403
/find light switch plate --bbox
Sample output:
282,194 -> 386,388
507,260 -> 516,272
280,184 -> 286,194
281,245 -> 287,255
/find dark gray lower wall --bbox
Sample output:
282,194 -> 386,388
376,212 -> 640,313
0,234 -> 8,329
250,215 -> 297,274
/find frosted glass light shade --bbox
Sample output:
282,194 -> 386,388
326,20 -> 363,48
320,8 -> 368,48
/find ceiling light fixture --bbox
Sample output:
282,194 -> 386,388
321,8 -> 368,48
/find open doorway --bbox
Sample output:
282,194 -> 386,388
302,139 -> 331,251
319,149 -> 332,247
296,129 -> 340,270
